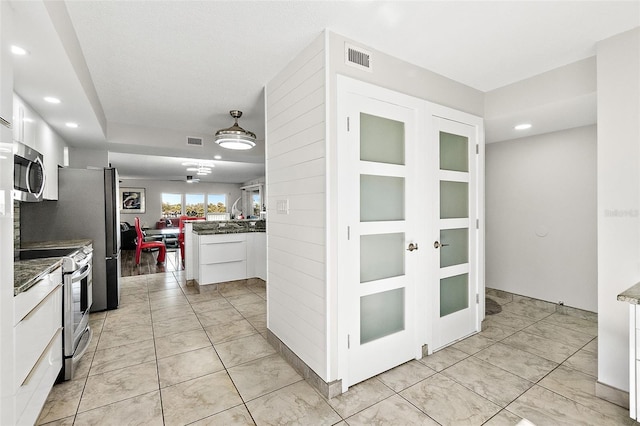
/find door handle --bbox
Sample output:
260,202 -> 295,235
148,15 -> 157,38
406,243 -> 418,252
434,241 -> 450,249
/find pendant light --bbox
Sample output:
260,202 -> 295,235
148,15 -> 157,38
214,110 -> 256,150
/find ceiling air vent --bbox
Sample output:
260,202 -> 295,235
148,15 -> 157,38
186,136 -> 203,147
345,43 -> 372,72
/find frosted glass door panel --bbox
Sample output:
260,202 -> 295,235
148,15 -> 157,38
440,274 -> 469,317
440,131 -> 468,172
360,113 -> 405,165
360,233 -> 405,283
440,228 -> 468,268
361,175 -> 404,222
360,288 -> 405,344
440,181 -> 468,219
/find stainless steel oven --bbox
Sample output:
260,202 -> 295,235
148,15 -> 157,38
61,245 -> 93,380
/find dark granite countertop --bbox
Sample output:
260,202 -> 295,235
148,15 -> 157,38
192,220 -> 266,235
14,258 -> 63,296
618,282 -> 640,305
14,239 -> 93,296
21,239 -> 93,250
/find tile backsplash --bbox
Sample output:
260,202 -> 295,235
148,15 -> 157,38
13,200 -> 20,255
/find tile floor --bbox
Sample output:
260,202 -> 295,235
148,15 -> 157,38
36,272 -> 636,425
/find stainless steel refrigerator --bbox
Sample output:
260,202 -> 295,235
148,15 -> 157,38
21,167 -> 121,311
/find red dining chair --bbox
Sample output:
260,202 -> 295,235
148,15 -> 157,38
134,217 -> 166,265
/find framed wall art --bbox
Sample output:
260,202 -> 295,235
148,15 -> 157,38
120,187 -> 146,214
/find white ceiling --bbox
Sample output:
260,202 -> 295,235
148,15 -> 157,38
9,1 -> 640,183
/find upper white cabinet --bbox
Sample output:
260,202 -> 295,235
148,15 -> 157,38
13,94 -> 66,200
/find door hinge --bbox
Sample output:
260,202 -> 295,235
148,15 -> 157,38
347,334 -> 351,349
476,294 -> 480,304
476,144 -> 479,154
347,117 -> 350,132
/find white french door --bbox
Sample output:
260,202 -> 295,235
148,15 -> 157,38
340,85 -> 422,388
430,116 -> 480,351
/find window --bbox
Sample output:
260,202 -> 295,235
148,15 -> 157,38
162,193 -> 182,217
252,193 -> 261,217
185,194 -> 205,217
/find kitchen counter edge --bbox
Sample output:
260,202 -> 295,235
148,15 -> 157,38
618,281 -> 640,304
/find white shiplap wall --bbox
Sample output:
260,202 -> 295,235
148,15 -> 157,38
265,33 -> 328,379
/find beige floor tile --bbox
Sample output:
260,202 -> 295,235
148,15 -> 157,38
482,409 -> 525,426
563,348 -> 597,377
245,314 -> 267,334
190,297 -> 234,314
507,385 -> 614,426
120,291 -> 150,305
96,324 -> 154,351
234,301 -> 266,318
120,285 -> 148,296
189,405 -> 255,425
345,394 -> 439,425
418,346 -> 469,372
101,312 -> 152,332
37,416 -> 75,426
246,380 -> 340,425
150,303 -> 195,321
401,374 -> 501,425
73,350 -> 95,380
228,353 -> 302,401
105,301 -> 150,319
480,322 -> 520,341
215,334 -> 277,368
160,371 -> 243,426
523,320 -> 595,347
583,337 -> 598,354
37,378 -> 85,424
146,280 -> 180,293
204,319 -> 258,344
186,291 -> 225,304
482,311 -> 538,331
226,292 -> 265,307
90,339 -> 156,376
376,360 -> 436,392
327,377 -> 394,419
149,294 -> 190,311
73,391 -> 163,425
542,313 -> 598,336
539,365 -> 634,424
78,361 -> 159,413
500,301 -> 555,321
148,287 -> 184,301
196,306 -> 245,327
158,346 -> 225,388
501,330 -> 580,363
154,328 -> 212,359
442,357 -> 533,407
475,342 -> 558,382
152,311 -> 202,337
219,285 -> 253,297
452,333 -> 497,355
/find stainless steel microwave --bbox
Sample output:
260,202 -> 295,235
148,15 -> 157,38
13,141 -> 46,202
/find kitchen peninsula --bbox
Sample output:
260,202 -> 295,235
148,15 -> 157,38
189,220 -> 266,287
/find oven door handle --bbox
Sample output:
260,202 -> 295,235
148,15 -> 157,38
72,264 -> 91,282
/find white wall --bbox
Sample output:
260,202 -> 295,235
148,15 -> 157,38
596,27 -> 640,394
69,147 -> 108,169
486,125 -> 597,311
266,32 -> 329,379
119,178 -> 242,229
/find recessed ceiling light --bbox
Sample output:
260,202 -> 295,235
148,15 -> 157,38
65,122 -> 78,128
514,123 -> 532,130
11,45 -> 28,55
214,155 -> 222,160
44,96 -> 61,104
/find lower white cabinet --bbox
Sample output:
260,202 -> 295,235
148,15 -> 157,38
14,267 -> 63,426
195,232 -> 266,286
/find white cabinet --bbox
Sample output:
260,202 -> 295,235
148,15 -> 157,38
13,94 -> 63,200
194,232 -> 266,286
247,232 -> 266,281
14,267 -> 63,426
